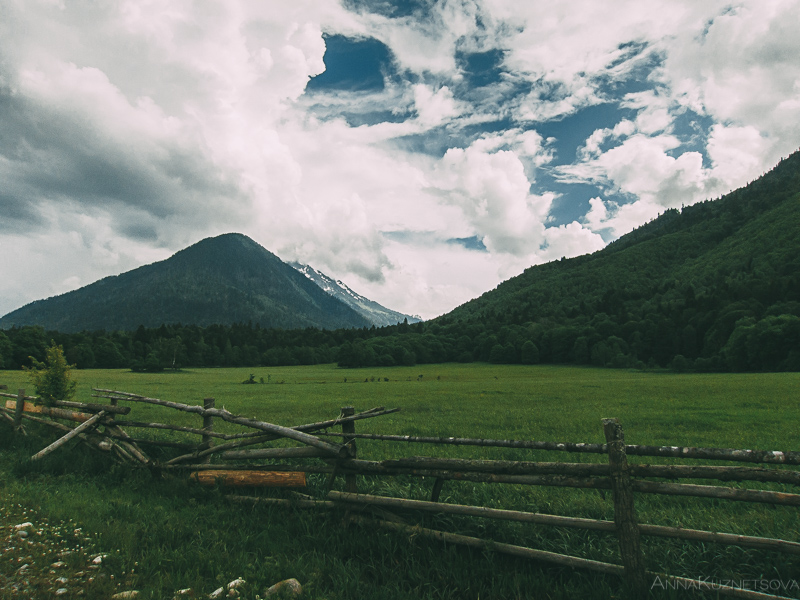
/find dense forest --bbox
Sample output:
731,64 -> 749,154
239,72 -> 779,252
1,150 -> 798,373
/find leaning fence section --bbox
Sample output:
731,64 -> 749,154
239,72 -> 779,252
2,387 -> 799,600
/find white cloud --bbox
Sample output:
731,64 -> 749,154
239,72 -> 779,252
413,84 -> 460,126
2,0 -> 800,322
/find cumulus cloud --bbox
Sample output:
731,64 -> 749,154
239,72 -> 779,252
1,0 -> 800,320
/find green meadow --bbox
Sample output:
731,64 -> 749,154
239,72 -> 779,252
1,364 -> 799,599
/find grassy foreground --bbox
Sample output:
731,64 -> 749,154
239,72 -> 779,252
1,364 -> 799,599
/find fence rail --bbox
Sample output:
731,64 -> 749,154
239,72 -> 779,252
2,385 -> 798,600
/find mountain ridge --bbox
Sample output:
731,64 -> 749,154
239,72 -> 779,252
0,233 -> 373,332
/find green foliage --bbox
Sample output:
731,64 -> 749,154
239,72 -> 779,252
23,341 -> 78,406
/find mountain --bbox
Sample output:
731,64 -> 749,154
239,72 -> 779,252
0,233 -> 372,332
433,149 -> 800,371
290,262 -> 421,327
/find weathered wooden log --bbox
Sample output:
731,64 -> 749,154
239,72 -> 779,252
220,446 -> 329,460
381,457 -> 800,485
631,480 -> 800,506
102,433 -> 195,450
163,406 -> 396,464
225,494 -> 335,509
330,458 -> 612,489
91,389 -> 347,457
53,400 -> 131,415
329,491 -> 617,532
14,389 -> 25,431
104,424 -> 152,466
383,457 -> 610,476
1,407 -> 125,460
317,431 -> 608,453
638,523 -> 800,555
341,407 -> 357,494
112,420 -> 232,439
603,418 -> 647,596
190,470 -> 307,487
348,515 -> 626,576
0,391 -> 36,401
162,463 -> 335,473
625,444 -> 800,465
329,491 -> 800,556
202,397 -> 215,464
31,412 -> 106,461
430,478 -> 444,502
319,432 -> 800,465
5,399 -> 94,423
629,463 -> 800,485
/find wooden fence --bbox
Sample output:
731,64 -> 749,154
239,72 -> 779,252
2,387 -> 799,599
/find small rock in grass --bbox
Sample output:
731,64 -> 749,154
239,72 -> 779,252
51,561 -> 66,569
175,588 -> 193,597
111,592 -> 140,599
265,579 -> 302,597
227,579 -> 246,590
14,522 -> 33,531
209,587 -> 224,599
92,554 -> 108,565
55,588 -> 69,597
56,577 -> 69,585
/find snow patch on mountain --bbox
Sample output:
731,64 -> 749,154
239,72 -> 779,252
290,262 -> 422,327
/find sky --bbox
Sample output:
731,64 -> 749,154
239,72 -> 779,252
1,1 -> 800,321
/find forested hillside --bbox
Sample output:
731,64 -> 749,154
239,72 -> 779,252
1,151 -> 798,373
432,150 -> 800,371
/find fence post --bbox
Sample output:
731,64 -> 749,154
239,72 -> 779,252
14,389 -> 25,432
202,398 -> 215,463
341,406 -> 357,493
602,418 -> 647,596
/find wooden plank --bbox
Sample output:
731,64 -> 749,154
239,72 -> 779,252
31,411 -> 106,461
603,418 -> 647,597
189,470 -> 307,487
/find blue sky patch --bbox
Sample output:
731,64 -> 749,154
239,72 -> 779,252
307,35 -> 394,92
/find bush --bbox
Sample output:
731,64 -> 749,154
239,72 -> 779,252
23,341 -> 78,406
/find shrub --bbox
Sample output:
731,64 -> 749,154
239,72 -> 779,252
23,341 -> 78,406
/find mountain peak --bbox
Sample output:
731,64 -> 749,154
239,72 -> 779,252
0,235 -> 372,332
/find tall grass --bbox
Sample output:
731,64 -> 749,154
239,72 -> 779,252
1,364 -> 798,599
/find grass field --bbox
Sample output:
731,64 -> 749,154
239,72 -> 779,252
1,364 -> 799,599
